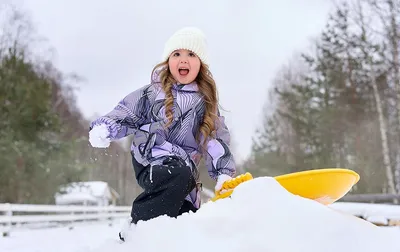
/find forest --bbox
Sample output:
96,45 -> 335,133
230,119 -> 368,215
245,0 -> 400,196
0,5 -> 141,205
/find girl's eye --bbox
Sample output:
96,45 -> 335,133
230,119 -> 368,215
173,52 -> 180,56
189,52 -> 195,57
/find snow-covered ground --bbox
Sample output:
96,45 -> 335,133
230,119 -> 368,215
0,221 -> 120,252
1,177 -> 400,252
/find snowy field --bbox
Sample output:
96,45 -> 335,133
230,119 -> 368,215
1,177 -> 400,252
0,220 -> 122,252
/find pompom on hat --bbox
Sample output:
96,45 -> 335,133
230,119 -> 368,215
162,27 -> 209,65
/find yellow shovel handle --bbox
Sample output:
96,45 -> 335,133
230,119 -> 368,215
211,172 -> 253,201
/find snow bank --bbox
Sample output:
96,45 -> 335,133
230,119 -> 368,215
330,202 -> 400,221
92,177 -> 400,252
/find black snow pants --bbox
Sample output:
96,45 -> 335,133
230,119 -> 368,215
130,155 -> 198,224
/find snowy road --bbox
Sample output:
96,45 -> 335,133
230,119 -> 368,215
0,220 -> 124,252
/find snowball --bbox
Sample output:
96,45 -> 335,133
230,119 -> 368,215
89,124 -> 111,148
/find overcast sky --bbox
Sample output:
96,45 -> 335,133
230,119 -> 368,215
11,0 -> 334,163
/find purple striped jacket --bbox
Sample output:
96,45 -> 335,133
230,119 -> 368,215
90,68 -> 236,208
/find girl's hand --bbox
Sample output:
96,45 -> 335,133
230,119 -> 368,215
215,174 -> 233,194
89,124 -> 112,148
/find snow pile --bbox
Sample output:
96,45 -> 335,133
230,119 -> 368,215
92,177 -> 400,252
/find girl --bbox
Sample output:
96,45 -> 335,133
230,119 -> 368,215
89,27 -> 236,241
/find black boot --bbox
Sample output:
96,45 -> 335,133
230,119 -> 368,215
118,232 -> 125,242
118,217 -> 134,242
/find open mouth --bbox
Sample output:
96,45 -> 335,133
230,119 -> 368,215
178,67 -> 189,76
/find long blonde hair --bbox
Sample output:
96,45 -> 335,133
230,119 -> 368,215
151,60 -> 219,149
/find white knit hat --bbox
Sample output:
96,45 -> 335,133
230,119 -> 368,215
162,27 -> 209,65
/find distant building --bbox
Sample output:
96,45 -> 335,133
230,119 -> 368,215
55,181 -> 120,206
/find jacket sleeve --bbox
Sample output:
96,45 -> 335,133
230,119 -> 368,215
204,111 -> 236,180
90,84 -> 152,140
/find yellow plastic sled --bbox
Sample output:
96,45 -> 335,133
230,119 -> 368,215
211,168 -> 360,205
274,168 -> 360,205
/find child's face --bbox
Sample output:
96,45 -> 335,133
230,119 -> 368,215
168,49 -> 201,84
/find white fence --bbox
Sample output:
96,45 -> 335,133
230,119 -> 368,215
0,203 -> 131,236
0,188 -> 215,236
2,201 -> 400,236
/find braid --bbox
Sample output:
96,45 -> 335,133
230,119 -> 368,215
196,65 -> 219,150
163,79 -> 174,127
151,61 -> 176,127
